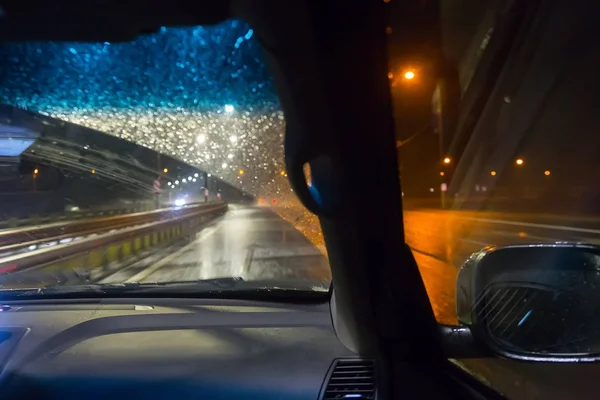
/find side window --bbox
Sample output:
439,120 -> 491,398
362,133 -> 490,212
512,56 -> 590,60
391,0 -> 600,399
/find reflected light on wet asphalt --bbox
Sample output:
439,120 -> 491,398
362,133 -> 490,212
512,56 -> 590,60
113,204 -> 332,285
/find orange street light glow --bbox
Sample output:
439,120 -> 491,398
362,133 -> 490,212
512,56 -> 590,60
491,171 -> 497,176
404,71 -> 415,80
516,158 -> 524,166
443,157 -> 451,164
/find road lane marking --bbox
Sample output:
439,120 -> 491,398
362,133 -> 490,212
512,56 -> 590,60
490,230 -> 562,241
458,237 -> 489,247
464,217 -> 600,235
409,247 -> 451,264
405,210 -> 600,235
125,226 -> 218,283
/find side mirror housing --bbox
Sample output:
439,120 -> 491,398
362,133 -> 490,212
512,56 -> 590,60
451,243 -> 600,362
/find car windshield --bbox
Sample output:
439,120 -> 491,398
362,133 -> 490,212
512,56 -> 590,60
0,20 -> 331,294
391,0 -> 600,399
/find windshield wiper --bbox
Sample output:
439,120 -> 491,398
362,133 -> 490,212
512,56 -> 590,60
0,277 -> 330,301
0,277 -> 246,297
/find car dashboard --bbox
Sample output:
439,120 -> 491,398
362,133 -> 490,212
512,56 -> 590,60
0,297 -> 374,399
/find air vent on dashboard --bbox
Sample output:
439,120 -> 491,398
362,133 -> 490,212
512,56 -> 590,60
322,359 -> 376,400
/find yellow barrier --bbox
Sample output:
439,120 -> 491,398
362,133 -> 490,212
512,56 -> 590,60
0,204 -> 227,288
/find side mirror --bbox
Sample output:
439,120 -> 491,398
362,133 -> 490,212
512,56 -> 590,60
448,243 -> 600,362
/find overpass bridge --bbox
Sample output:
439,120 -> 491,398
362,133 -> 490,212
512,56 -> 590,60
0,104 -> 253,219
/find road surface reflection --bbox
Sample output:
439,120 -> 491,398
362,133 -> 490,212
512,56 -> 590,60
403,208 -> 600,400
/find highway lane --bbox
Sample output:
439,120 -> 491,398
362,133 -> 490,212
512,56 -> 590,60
403,209 -> 600,400
405,209 -> 600,275
102,205 -> 331,285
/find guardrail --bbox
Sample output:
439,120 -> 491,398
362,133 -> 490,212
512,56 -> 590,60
0,202 -> 223,251
0,202 -> 228,288
0,203 -> 157,230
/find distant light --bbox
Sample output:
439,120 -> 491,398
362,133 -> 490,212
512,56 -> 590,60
439,172 -> 444,176
404,71 -> 415,80
490,171 -> 497,176
194,173 -> 199,178
280,170 -> 285,176
272,199 -> 277,204
175,180 -> 179,185
182,178 -> 187,183
192,178 -> 197,182
227,154 -> 234,159
229,135 -> 238,143
207,173 -> 212,177
516,158 -> 524,166
429,188 -> 434,192
544,170 -> 551,176
33,168 -> 39,175
239,169 -> 245,175
196,134 -> 207,144
188,176 -> 192,181
167,182 -> 172,186
387,72 -> 394,79
224,104 -> 234,113
222,163 -> 228,168
91,169 -> 96,174
163,168 -> 168,173
443,157 -> 451,164
174,199 -> 186,207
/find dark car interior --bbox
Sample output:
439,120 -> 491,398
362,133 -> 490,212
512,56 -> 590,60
0,1 -> 512,399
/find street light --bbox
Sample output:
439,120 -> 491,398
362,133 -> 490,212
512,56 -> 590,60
490,171 -> 497,176
516,158 -> 524,166
163,168 -> 168,173
33,168 -> 39,175
443,157 -> 451,164
439,172 -> 444,177
404,71 -> 415,80
544,170 -> 551,176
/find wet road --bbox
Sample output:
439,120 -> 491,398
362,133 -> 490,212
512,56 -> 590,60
403,209 -> 600,400
102,205 -> 331,285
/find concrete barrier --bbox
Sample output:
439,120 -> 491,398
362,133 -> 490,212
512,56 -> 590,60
0,203 -> 228,288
